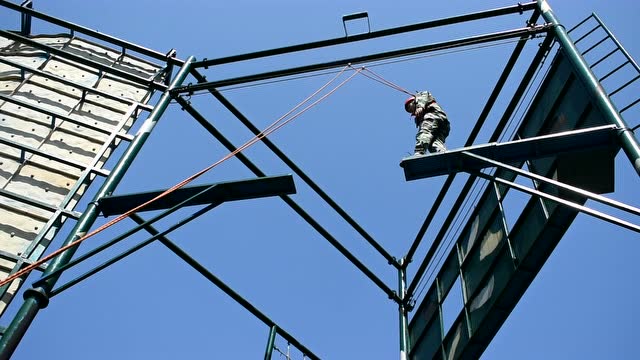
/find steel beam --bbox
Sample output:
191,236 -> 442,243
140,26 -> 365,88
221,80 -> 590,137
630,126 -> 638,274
175,97 -> 401,304
97,175 -> 296,216
402,10 -> 547,267
538,0 -> 640,175
172,25 -> 550,94
157,232 -> 321,360
400,125 -> 620,181
188,69 -> 398,268
404,33 -> 556,300
193,2 -> 538,68
462,150 -> 640,217
0,0 -> 178,64
0,29 -> 168,91
0,57 -> 195,360
471,170 -> 640,232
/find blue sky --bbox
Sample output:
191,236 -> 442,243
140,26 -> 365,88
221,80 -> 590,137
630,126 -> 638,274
1,1 -> 639,359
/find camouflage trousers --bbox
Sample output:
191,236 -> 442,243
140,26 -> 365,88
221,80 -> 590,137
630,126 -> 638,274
415,113 -> 450,155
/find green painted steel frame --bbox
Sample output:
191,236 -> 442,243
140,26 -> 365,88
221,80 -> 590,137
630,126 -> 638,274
2,1 -> 638,359
404,32 -> 556,303
537,0 -> 640,174
400,125 -> 621,180
0,50 -> 196,359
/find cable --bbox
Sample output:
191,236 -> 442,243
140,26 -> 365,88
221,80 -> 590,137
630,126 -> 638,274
0,66 -> 359,288
503,42 -> 553,142
186,37 -> 528,96
356,66 -> 414,95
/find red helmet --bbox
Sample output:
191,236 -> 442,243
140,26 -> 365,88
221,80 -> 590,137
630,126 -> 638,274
404,97 -> 416,113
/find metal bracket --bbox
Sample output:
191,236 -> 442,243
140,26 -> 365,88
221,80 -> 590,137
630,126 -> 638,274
20,0 -> 32,36
342,12 -> 370,37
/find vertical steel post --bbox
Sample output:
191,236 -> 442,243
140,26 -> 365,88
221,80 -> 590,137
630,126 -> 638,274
537,0 -> 640,175
264,325 -> 278,360
0,57 -> 195,360
398,259 -> 410,360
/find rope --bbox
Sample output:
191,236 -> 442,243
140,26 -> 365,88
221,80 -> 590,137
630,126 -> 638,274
352,65 -> 414,96
0,65 -> 359,288
213,37 -> 526,94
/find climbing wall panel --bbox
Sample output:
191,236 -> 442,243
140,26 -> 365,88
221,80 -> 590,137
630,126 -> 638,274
0,32 -> 166,316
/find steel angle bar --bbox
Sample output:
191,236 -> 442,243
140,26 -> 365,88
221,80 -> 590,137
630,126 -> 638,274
0,136 -> 110,177
0,0 -> 177,64
193,2 -> 538,68
0,250 -> 46,272
0,29 -> 167,91
35,184 -> 226,288
173,25 -> 550,94
0,188 -> 81,219
154,228 -> 321,360
538,1 -> 640,175
98,175 -> 296,216
471,170 -> 640,232
264,325 -> 278,360
175,97 -> 400,303
46,203 -> 219,297
460,151 -> 640,216
0,57 -> 195,360
187,69 -> 398,268
0,57 -> 152,111
0,93 -> 134,142
39,175 -> 295,290
19,1 -> 32,36
402,10 -> 546,267
403,32 -> 556,298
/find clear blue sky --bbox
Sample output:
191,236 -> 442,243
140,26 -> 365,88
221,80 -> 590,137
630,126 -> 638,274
1,1 -> 639,359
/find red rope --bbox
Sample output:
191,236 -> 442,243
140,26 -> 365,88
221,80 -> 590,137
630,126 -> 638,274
0,65 -> 358,288
351,65 -> 414,96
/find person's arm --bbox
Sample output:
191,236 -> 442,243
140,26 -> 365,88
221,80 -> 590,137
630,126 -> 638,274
413,91 -> 433,117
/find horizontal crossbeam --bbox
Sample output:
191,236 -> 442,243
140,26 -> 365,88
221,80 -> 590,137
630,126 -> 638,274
97,174 -> 296,216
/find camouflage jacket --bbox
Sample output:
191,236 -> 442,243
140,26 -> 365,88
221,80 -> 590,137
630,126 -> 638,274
414,91 -> 447,126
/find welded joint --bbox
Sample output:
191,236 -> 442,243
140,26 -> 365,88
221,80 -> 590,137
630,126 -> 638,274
389,256 -> 403,269
177,95 -> 192,111
403,297 -> 416,312
200,58 -> 209,69
172,83 -> 194,99
161,49 -> 178,85
12,254 -> 49,273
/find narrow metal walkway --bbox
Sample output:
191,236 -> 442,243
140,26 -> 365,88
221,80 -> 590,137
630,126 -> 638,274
399,125 -> 620,181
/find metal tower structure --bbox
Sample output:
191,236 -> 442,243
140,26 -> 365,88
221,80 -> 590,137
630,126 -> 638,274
0,1 -> 638,359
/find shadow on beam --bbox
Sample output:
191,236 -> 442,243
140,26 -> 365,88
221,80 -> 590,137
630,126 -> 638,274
98,174 -> 296,216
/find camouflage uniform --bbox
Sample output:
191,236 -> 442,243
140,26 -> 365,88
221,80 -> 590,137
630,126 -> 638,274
412,91 -> 450,155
